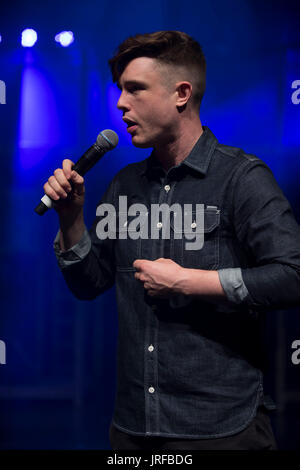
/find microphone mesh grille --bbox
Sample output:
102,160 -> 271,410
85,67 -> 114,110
97,129 -> 119,149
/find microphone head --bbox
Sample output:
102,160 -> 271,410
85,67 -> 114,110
97,129 -> 119,150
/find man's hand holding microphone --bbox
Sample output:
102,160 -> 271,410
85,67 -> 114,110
35,129 -> 119,252
43,159 -> 85,251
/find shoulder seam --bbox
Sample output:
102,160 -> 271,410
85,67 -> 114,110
215,144 -> 261,164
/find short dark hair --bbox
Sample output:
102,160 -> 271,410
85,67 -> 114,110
108,30 -> 206,111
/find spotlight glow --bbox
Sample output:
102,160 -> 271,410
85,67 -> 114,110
54,31 -> 74,47
0,34 -> 2,44
21,29 -> 38,47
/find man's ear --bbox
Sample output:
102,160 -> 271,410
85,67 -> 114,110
175,81 -> 192,108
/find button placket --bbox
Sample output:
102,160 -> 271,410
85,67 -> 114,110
144,302 -> 159,434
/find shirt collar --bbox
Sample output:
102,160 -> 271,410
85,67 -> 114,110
139,126 -> 218,177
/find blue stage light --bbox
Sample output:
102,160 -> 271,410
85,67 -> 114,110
0,34 -> 2,44
54,31 -> 74,47
21,29 -> 38,47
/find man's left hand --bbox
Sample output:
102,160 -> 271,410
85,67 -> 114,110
133,258 -> 185,298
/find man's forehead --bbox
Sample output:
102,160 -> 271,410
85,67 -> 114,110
118,57 -> 161,85
117,57 -> 188,91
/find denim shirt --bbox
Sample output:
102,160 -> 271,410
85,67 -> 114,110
54,126 -> 300,438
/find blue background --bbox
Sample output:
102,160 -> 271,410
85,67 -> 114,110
0,0 -> 299,449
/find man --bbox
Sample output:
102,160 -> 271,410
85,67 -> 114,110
46,31 -> 300,450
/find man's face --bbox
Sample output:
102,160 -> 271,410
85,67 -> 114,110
117,57 -> 178,148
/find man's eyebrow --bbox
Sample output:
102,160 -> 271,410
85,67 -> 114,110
117,80 -> 147,90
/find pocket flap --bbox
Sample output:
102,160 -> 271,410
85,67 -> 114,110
170,206 -> 220,234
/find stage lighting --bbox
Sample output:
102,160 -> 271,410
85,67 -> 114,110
21,29 -> 38,47
54,31 -> 74,47
0,34 -> 2,44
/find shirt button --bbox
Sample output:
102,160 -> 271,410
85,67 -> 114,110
148,387 -> 155,394
156,222 -> 163,228
148,345 -> 154,352
164,184 -> 170,192
191,222 -> 197,228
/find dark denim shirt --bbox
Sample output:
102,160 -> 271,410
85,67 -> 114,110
54,126 -> 300,438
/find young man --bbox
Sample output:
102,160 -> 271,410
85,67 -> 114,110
46,31 -> 300,450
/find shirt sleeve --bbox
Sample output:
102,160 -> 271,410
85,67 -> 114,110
53,227 -> 91,269
53,177 -> 117,300
217,267 -> 251,304
231,158 -> 300,310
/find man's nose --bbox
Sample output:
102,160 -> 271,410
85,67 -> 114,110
117,91 -> 129,111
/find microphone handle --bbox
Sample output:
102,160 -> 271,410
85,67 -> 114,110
72,143 -> 103,176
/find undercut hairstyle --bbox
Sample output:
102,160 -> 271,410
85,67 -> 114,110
108,30 -> 206,112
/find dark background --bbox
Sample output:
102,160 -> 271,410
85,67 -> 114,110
0,0 -> 299,449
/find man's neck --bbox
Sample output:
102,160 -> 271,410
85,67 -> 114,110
153,121 -> 203,171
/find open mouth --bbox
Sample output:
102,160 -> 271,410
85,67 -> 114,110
122,117 -> 139,134
127,124 -> 138,133
123,117 -> 138,127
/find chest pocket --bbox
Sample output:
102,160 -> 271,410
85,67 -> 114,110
114,212 -> 148,270
170,206 -> 220,269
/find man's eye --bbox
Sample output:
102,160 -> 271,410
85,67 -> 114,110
129,85 -> 145,93
129,87 -> 139,93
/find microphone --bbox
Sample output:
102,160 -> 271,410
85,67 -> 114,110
34,129 -> 119,216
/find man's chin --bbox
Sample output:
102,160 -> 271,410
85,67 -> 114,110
131,136 -> 153,149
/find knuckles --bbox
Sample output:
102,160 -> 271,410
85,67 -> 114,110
48,175 -> 56,184
63,158 -> 74,167
54,168 -> 62,177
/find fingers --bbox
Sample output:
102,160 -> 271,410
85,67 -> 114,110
133,259 -> 140,271
134,272 -> 145,282
134,271 -> 160,297
43,181 -> 61,201
69,170 -> 85,194
133,259 -> 145,271
147,290 -> 156,297
43,159 -> 84,200
62,159 -> 75,179
44,170 -> 70,200
62,159 -> 84,187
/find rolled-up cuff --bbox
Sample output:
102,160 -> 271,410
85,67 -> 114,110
218,267 -> 251,304
53,227 -> 91,269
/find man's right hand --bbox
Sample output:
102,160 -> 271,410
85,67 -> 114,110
43,159 -> 85,217
44,159 -> 86,251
